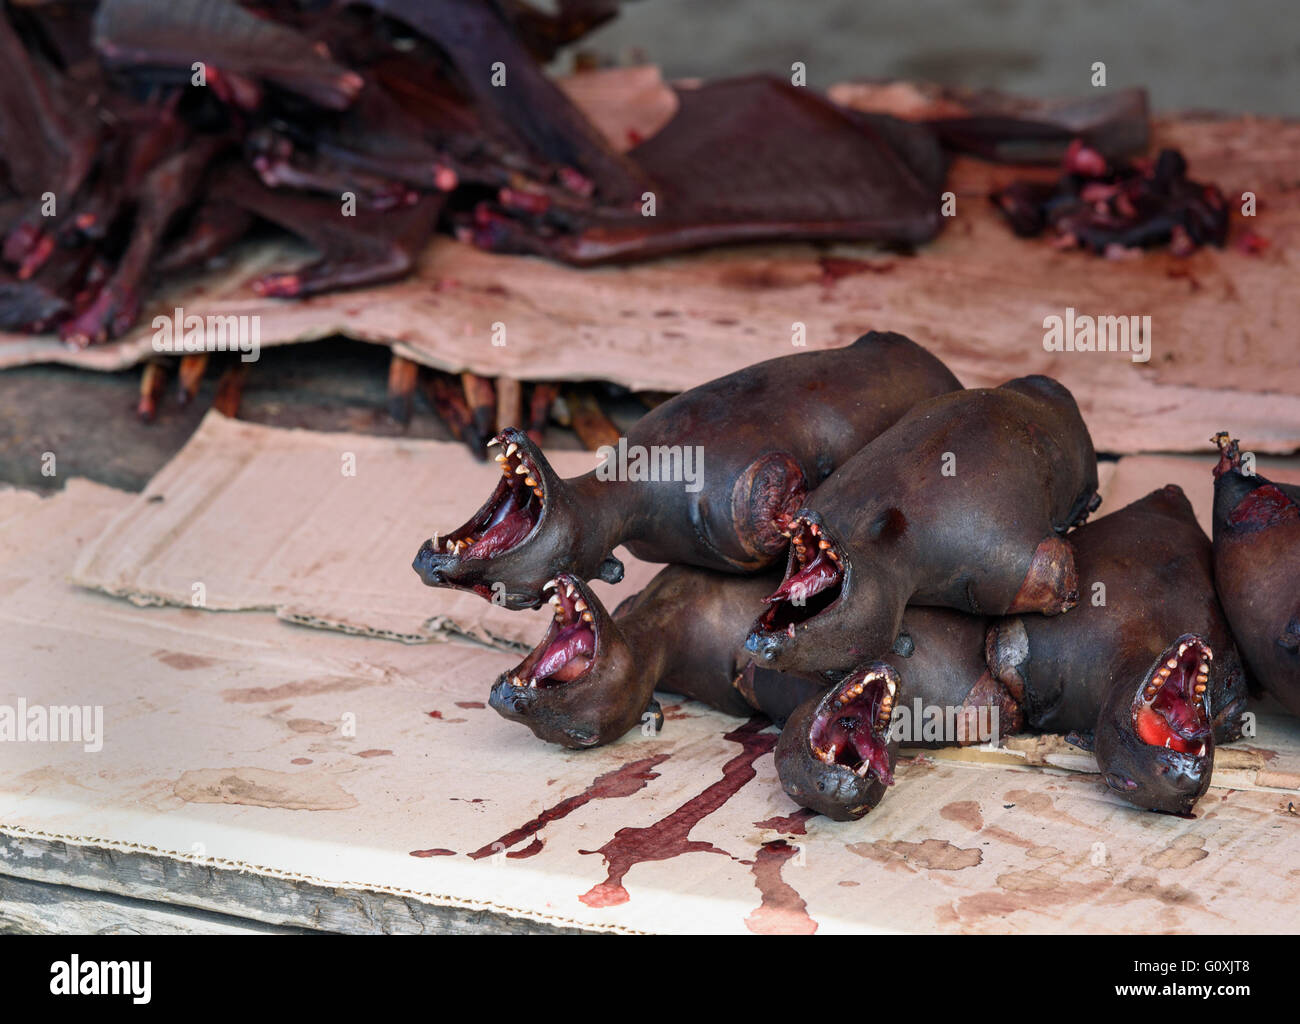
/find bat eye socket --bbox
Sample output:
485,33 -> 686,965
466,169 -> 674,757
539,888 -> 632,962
1105,772 -> 1138,792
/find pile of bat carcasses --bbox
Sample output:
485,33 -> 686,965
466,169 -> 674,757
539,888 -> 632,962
0,0 -> 950,343
413,333 -> 1298,820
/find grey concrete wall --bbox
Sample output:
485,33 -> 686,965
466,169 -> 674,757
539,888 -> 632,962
582,0 -> 1297,116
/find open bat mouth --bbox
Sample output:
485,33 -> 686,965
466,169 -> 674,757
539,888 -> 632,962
757,515 -> 844,635
1133,635 -> 1213,757
431,430 -> 545,562
504,576 -> 597,690
809,666 -> 898,786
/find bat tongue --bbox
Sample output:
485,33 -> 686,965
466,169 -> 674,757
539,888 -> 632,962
533,622 -> 595,685
1138,640 -> 1211,751
1151,684 -> 1208,740
767,548 -> 838,603
466,505 -> 534,560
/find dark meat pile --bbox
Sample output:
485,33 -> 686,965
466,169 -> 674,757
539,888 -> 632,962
0,0 -> 949,344
991,139 -> 1229,256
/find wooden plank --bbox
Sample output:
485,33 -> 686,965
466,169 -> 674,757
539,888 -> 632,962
0,875 -> 312,935
0,834 -> 590,935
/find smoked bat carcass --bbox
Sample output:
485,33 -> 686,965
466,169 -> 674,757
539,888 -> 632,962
745,375 -> 1100,675
488,566 -> 825,749
776,607 -> 1015,821
414,332 -> 962,609
1210,433 -> 1300,719
986,485 -> 1249,816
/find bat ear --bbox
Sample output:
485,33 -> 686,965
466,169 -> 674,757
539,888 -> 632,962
597,555 -> 624,584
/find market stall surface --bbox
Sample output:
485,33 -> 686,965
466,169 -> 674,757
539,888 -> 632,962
2,71 -> 1298,934
2,418 -> 1299,934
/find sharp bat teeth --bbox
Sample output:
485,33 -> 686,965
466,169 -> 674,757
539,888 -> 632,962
818,540 -> 830,550
529,679 -> 537,688
515,465 -> 528,475
1166,659 -> 1178,669
431,532 -> 440,548
1194,684 -> 1207,693
1178,643 -> 1189,655
887,679 -> 897,696
506,443 -> 518,456
542,579 -> 557,592
574,599 -> 587,612
1165,738 -> 1172,748
494,453 -> 507,463
565,583 -> 576,597
786,624 -> 795,639
809,522 -> 820,535
855,763 -> 871,778
486,437 -> 501,448
525,476 -> 538,487
581,611 -> 593,623
548,594 -> 561,606
533,488 -> 544,498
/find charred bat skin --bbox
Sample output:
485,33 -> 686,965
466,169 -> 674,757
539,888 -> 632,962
746,375 -> 1099,674
1211,433 -> 1300,717
414,332 -> 962,608
467,75 -> 949,263
488,567 -> 823,749
986,486 -> 1248,815
776,607 -> 1016,821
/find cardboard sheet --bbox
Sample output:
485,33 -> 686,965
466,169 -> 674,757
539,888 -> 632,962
69,411 -> 660,650
68,414 -> 1300,654
5,481 -> 1300,934
1,72 -> 1297,455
